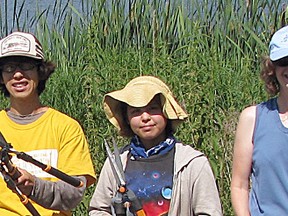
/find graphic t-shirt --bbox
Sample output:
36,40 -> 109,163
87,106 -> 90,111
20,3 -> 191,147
0,108 -> 95,216
125,148 -> 175,216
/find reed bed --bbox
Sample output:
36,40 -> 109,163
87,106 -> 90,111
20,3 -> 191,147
0,0 -> 287,215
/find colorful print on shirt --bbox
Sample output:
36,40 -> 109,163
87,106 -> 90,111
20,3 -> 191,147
125,148 -> 175,216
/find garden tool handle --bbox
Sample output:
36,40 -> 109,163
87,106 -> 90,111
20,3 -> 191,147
16,152 -> 83,187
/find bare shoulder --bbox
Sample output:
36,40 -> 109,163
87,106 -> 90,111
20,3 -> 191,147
238,105 -> 257,123
234,105 -> 257,146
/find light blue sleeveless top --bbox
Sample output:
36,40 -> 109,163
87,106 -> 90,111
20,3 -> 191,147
250,97 -> 288,215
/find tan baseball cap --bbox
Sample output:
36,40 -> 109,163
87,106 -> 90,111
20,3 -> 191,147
104,76 -> 188,136
0,32 -> 44,60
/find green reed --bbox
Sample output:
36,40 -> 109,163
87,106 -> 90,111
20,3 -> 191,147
0,0 -> 287,215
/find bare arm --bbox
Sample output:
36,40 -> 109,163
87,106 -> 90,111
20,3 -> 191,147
231,106 -> 256,216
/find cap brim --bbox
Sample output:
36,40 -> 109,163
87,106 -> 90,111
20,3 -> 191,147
0,53 -> 43,60
270,48 -> 288,61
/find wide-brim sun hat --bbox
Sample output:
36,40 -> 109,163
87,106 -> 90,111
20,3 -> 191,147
0,31 -> 44,60
269,25 -> 288,61
103,75 -> 188,136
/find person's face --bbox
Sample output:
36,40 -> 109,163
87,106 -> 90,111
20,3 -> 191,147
127,95 -> 168,149
275,64 -> 288,90
0,58 -> 39,100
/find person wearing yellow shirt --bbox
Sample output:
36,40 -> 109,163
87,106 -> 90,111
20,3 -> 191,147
0,31 -> 96,216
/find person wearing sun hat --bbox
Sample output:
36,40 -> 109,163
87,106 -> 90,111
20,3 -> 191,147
89,75 -> 222,216
231,25 -> 288,215
0,31 -> 96,215
103,75 -> 188,137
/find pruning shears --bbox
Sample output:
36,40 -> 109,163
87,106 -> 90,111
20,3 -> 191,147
0,132 -> 83,216
104,139 -> 146,216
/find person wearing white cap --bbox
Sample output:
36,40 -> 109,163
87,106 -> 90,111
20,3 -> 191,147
231,25 -> 288,215
89,76 -> 223,216
0,32 -> 96,215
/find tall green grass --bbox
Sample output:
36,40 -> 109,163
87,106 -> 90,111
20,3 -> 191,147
0,0 -> 287,215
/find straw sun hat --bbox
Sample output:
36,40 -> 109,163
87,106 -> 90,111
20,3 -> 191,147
103,76 -> 188,136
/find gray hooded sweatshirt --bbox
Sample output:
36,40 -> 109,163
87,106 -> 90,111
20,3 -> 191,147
89,143 -> 223,216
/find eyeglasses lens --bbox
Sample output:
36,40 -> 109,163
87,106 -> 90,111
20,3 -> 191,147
2,62 -> 36,73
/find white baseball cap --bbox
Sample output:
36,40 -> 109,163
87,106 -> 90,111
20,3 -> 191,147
0,32 -> 44,60
269,26 -> 288,61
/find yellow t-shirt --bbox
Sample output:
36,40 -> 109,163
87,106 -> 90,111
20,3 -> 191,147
0,108 -> 96,216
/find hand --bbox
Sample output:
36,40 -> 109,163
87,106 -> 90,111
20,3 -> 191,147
15,168 -> 35,196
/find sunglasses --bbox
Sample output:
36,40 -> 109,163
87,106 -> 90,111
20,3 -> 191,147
1,62 -> 38,73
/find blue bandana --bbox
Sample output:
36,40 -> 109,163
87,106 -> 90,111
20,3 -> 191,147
129,135 -> 177,159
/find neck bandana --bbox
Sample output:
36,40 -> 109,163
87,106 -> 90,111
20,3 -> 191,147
129,135 -> 177,159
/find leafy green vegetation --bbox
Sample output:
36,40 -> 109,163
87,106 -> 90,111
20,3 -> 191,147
1,0 -> 287,215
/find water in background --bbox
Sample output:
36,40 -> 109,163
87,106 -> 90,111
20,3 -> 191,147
0,0 -> 92,36
1,0 -> 288,37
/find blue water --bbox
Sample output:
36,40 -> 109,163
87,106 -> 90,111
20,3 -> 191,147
0,0 -> 92,36
1,0 -> 287,36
